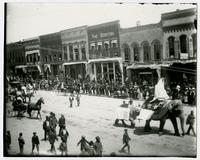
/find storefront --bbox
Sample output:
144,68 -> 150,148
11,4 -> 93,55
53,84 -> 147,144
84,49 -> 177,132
87,57 -> 123,83
26,65 -> 42,80
63,62 -> 87,80
127,63 -> 169,86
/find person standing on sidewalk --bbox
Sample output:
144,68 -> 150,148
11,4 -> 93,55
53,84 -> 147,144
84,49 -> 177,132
31,132 -> 40,155
93,136 -> 103,156
119,129 -> 131,154
43,116 -> 50,141
18,132 -> 25,155
186,110 -> 196,136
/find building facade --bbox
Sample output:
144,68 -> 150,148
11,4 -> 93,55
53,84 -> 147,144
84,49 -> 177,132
87,21 -> 123,83
23,37 -> 41,79
6,41 -> 26,77
61,26 -> 88,80
39,32 -> 62,79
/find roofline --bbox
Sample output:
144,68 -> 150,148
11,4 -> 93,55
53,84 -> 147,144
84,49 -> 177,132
120,22 -> 161,33
161,7 -> 196,17
61,25 -> 88,33
88,20 -> 120,29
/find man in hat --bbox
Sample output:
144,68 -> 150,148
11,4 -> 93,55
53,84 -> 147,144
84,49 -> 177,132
119,129 -> 131,154
186,110 -> 196,136
18,132 -> 25,155
49,129 -> 58,154
58,114 -> 66,136
43,116 -> 50,140
32,132 -> 40,155
93,136 -> 103,156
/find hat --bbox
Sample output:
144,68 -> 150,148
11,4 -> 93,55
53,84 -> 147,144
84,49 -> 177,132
96,136 -> 100,140
81,135 -> 85,138
33,132 -> 36,135
124,129 -> 127,132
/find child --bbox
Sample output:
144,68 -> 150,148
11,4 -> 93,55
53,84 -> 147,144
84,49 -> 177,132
77,136 -> 89,152
59,139 -> 67,155
119,129 -> 131,154
186,110 -> 196,136
18,132 -> 25,155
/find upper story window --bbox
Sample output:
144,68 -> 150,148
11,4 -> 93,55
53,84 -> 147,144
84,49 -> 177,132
81,47 -> 86,60
97,42 -> 102,51
104,41 -> 109,51
69,44 -> 73,60
133,44 -> 139,62
63,45 -> 68,60
74,46 -> 79,60
90,43 -> 95,51
142,42 -> 150,62
111,39 -> 117,48
168,36 -> 175,58
180,35 -> 187,53
123,44 -> 130,62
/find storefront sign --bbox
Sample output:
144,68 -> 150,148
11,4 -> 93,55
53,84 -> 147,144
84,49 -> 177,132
180,53 -> 189,59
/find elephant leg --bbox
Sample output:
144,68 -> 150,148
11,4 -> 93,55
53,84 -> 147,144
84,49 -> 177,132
179,114 -> 185,136
169,116 -> 180,136
121,120 -> 127,126
159,117 -> 167,134
144,120 -> 152,131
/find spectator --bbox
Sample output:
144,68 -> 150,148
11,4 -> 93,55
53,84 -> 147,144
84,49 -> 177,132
186,111 -> 196,136
43,116 -> 50,141
76,94 -> 80,107
49,129 -> 58,153
32,132 -> 40,155
93,136 -> 103,156
6,130 -> 11,149
59,139 -> 67,156
58,114 -> 66,136
119,129 -> 131,154
18,132 -> 25,155
69,94 -> 74,108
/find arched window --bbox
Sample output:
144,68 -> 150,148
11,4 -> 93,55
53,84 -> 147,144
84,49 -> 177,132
192,34 -> 197,58
153,40 -> 161,60
123,44 -> 130,62
168,36 -> 175,57
180,35 -> 187,53
142,41 -> 150,62
132,43 -> 139,62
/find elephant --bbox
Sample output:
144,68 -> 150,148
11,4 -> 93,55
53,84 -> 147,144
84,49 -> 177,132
140,96 -> 185,136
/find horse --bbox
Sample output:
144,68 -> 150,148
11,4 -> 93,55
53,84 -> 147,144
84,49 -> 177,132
27,97 -> 45,119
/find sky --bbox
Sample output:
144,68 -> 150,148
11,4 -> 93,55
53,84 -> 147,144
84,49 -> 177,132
6,3 -> 196,43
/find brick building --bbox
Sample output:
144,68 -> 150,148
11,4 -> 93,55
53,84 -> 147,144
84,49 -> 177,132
23,37 -> 41,79
61,26 -> 88,80
39,32 -> 62,79
87,21 -> 123,83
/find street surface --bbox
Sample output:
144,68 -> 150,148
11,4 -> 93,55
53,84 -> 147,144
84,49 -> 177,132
6,90 -> 196,156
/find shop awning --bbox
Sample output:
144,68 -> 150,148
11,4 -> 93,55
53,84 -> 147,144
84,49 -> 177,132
25,50 -> 40,56
15,65 -> 27,69
126,63 -> 170,70
88,57 -> 123,64
26,65 -> 41,73
63,61 -> 87,66
163,59 -> 196,65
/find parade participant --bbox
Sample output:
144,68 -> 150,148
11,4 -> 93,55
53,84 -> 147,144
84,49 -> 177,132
31,132 -> 40,155
58,114 -> 66,136
76,94 -> 80,107
93,136 -> 103,156
69,94 -> 74,108
49,129 -> 58,154
18,132 -> 25,155
43,116 -> 50,141
119,129 -> 131,154
77,136 -> 89,152
186,111 -> 196,136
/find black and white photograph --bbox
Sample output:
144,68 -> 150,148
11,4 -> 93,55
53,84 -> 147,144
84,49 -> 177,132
4,2 -> 197,157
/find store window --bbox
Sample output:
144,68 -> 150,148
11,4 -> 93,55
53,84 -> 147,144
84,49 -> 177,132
180,35 -> 187,53
168,36 -> 175,58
